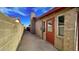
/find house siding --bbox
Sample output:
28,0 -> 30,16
30,12 -> 36,34
63,8 -> 77,50
54,8 -> 77,50
40,8 -> 77,50
42,19 -> 47,40
35,20 -> 42,38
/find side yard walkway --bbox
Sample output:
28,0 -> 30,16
17,31 -> 57,51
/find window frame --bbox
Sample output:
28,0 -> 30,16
47,19 -> 53,32
57,14 -> 64,37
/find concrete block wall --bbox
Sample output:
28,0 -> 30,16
0,13 -> 24,51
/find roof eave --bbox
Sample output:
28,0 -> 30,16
38,7 -> 65,19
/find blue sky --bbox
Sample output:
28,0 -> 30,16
0,7 -> 52,27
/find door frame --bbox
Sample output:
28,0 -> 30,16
46,17 -> 55,45
42,21 -> 45,40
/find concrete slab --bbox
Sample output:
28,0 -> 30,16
17,31 -> 57,51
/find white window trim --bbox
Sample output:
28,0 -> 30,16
56,14 -> 64,37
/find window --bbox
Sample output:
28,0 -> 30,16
47,20 -> 52,32
58,15 -> 64,36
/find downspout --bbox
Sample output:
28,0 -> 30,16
75,8 -> 78,51
75,12 -> 78,51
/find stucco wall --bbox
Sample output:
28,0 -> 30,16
42,20 -> 46,40
63,8 -> 77,51
40,8 -> 77,51
30,12 -> 36,33
55,8 -> 77,51
35,20 -> 42,38
0,13 -> 24,51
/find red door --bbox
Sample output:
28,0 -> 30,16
46,18 -> 55,45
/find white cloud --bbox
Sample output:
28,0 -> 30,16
0,7 -> 26,16
12,8 -> 26,16
0,7 -> 10,16
14,10 -> 26,16
0,8 -> 8,13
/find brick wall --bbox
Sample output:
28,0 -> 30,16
0,13 -> 24,51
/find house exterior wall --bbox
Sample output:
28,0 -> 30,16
35,20 -> 42,38
31,20 -> 36,34
63,8 -> 77,51
40,8 -> 70,50
40,8 -> 77,51
42,19 -> 47,40
30,12 -> 36,33
54,8 -> 77,50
